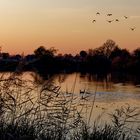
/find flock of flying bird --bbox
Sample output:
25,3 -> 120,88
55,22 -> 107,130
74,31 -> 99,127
92,12 -> 136,31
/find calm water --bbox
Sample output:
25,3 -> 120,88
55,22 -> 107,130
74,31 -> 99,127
3,72 -> 140,126
54,73 -> 140,102
53,73 -> 140,124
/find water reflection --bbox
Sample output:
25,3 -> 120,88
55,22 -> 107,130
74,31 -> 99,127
51,73 -> 140,123
19,72 -> 140,109
2,72 -> 140,122
1,71 -> 140,139
53,73 -> 140,99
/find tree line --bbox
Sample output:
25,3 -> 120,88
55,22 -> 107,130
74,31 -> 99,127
0,39 -> 140,78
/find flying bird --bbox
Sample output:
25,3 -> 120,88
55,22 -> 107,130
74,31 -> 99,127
107,20 -> 113,23
92,19 -> 96,23
124,16 -> 128,19
96,12 -> 100,15
107,14 -> 112,16
130,27 -> 136,31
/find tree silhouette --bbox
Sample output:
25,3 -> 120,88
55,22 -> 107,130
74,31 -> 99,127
133,48 -> 140,59
94,39 -> 118,58
80,50 -> 87,58
34,46 -> 47,58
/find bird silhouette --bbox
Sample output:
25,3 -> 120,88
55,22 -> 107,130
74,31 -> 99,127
107,14 -> 112,16
115,19 -> 119,22
92,20 -> 96,23
124,16 -> 128,19
130,27 -> 136,31
107,20 -> 113,23
80,89 -> 85,94
96,12 -> 100,15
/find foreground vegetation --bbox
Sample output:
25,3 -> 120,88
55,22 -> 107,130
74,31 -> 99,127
0,72 -> 140,140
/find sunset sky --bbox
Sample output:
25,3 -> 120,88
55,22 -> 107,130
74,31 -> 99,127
0,0 -> 140,55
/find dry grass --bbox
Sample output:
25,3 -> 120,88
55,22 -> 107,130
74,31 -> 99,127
0,72 -> 140,140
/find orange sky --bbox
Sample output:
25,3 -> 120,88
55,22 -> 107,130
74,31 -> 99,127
0,0 -> 140,55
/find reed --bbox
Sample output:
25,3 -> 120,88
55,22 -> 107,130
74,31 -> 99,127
0,72 -> 140,140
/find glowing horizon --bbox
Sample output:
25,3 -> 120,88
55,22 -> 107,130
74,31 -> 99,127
0,0 -> 140,55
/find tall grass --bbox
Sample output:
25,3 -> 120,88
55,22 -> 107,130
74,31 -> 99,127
0,72 -> 140,140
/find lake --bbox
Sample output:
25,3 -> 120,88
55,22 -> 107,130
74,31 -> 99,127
1,72 -> 140,131
48,72 -> 140,125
